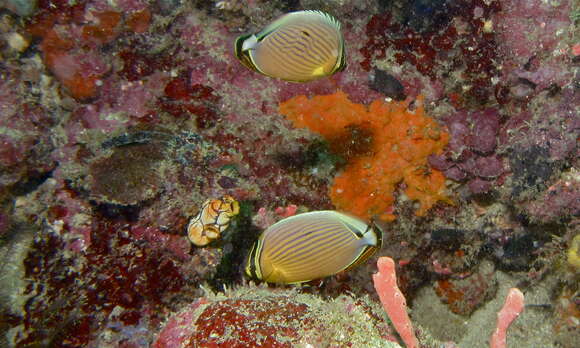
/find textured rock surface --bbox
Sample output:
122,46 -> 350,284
0,0 -> 577,347
154,287 -> 402,348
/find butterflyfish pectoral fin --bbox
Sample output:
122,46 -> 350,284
241,34 -> 258,51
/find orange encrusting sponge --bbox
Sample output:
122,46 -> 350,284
279,91 -> 451,221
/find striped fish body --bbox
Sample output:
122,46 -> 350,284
245,211 -> 382,284
234,10 -> 346,82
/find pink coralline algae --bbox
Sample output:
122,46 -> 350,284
521,171 -> 580,224
500,87 -> 579,164
253,204 -> 299,230
494,0 -> 575,96
429,108 -> 505,194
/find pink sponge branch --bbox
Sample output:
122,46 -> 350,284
489,288 -> 525,348
373,257 -> 419,348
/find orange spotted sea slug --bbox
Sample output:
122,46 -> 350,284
279,91 -> 451,221
187,195 -> 240,246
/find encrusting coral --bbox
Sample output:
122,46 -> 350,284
280,91 -> 451,221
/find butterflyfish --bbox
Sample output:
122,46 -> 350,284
187,195 -> 240,246
234,10 -> 346,82
245,210 -> 382,284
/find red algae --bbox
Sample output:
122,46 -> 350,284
81,11 -> 122,45
26,3 -> 150,101
280,91 -> 451,221
126,9 -> 151,33
192,298 -> 308,348
154,288 -> 395,348
18,221 -> 187,347
158,71 -> 221,128
361,1 -> 502,105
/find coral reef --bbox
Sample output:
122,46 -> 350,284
499,86 -> 579,223
553,287 -> 580,347
0,0 -> 577,347
16,221 -> 191,347
494,0 -> 575,97
0,0 -> 37,17
280,91 -> 451,221
0,79 -> 57,193
567,234 -> 580,269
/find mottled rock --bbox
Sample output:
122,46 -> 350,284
434,260 -> 497,316
154,288 -> 401,348
369,69 -> 406,101
474,155 -> 504,178
468,177 -> 492,194
510,146 -> 555,198
89,143 -> 165,206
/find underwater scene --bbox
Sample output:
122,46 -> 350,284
0,0 -> 578,347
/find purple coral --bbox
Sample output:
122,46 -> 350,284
429,108 -> 505,194
469,109 -> 500,155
